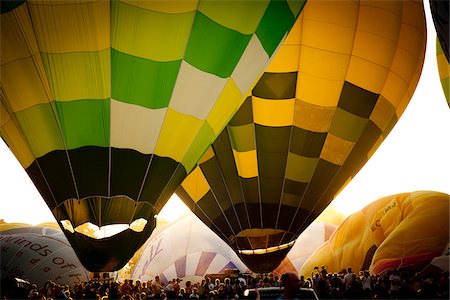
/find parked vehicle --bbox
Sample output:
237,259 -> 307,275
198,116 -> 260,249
243,287 -> 319,300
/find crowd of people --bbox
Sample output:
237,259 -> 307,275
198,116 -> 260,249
1,267 -> 448,300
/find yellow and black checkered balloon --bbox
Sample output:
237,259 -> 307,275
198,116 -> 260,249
177,0 -> 426,273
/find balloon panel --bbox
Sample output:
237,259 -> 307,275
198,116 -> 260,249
0,225 -> 89,287
298,191 -> 450,276
177,0 -> 426,273
0,0 -> 305,271
436,39 -> 450,107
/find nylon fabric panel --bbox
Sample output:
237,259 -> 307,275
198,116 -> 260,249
112,1 -> 194,61
154,109 -> 203,167
184,12 -> 251,78
182,120 -> 215,173
27,0 -> 110,53
15,104 -> 65,158
110,148 -> 152,201
41,51 -> 110,102
228,124 -> 255,152
139,157 -> 187,209
180,167 -> 210,203
229,97 -> 253,126
289,126 -> 326,158
28,150 -> 78,209
111,50 -> 180,109
68,147 -> 109,200
253,98 -> 295,127
169,61 -> 228,120
320,133 -> 354,166
109,100 -> 166,154
206,79 -> 243,135
230,34 -> 271,95
329,108 -> 369,143
252,72 -> 297,99
198,1 -> 269,34
1,57 -> 51,112
53,99 -> 110,149
293,99 -> 336,133
255,0 -> 301,56
338,82 -> 379,118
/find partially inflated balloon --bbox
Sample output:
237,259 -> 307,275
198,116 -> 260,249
177,0 -> 426,273
0,0 -> 305,271
299,191 -> 449,276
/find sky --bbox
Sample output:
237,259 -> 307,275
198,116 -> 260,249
0,1 -> 449,226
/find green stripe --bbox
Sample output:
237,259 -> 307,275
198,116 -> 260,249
54,99 -> 110,149
256,0 -> 298,56
111,49 -> 181,109
184,12 -> 251,78
183,122 -> 216,172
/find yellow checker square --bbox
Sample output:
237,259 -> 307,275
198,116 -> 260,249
293,99 -> 336,133
296,72 -> 343,107
299,46 -> 350,81
320,133 -> 354,166
113,1 -> 195,61
29,0 -> 110,53
266,45 -> 300,73
1,5 -> 39,65
352,32 -> 397,69
181,166 -> 210,203
285,152 -> 318,183
207,79 -> 243,136
42,50 -> 111,102
232,149 -> 258,179
154,109 -> 203,164
2,57 -> 51,112
381,71 -> 409,108
346,56 -> 389,94
370,95 -> 396,132
367,135 -> 384,159
253,97 -> 294,127
301,19 -> 356,55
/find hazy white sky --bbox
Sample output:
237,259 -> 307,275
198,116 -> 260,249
0,1 -> 449,225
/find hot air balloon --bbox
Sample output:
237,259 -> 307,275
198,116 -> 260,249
298,191 -> 449,276
177,0 -> 426,273
131,212 -> 248,284
0,0 -> 305,271
429,0 -> 450,107
0,224 -> 90,288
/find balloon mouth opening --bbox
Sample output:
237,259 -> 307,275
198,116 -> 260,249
238,240 -> 295,255
60,218 -> 148,239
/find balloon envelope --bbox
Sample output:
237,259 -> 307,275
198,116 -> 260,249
0,225 -> 90,288
0,0 -> 305,271
299,191 -> 449,276
131,212 -> 248,284
177,0 -> 426,273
